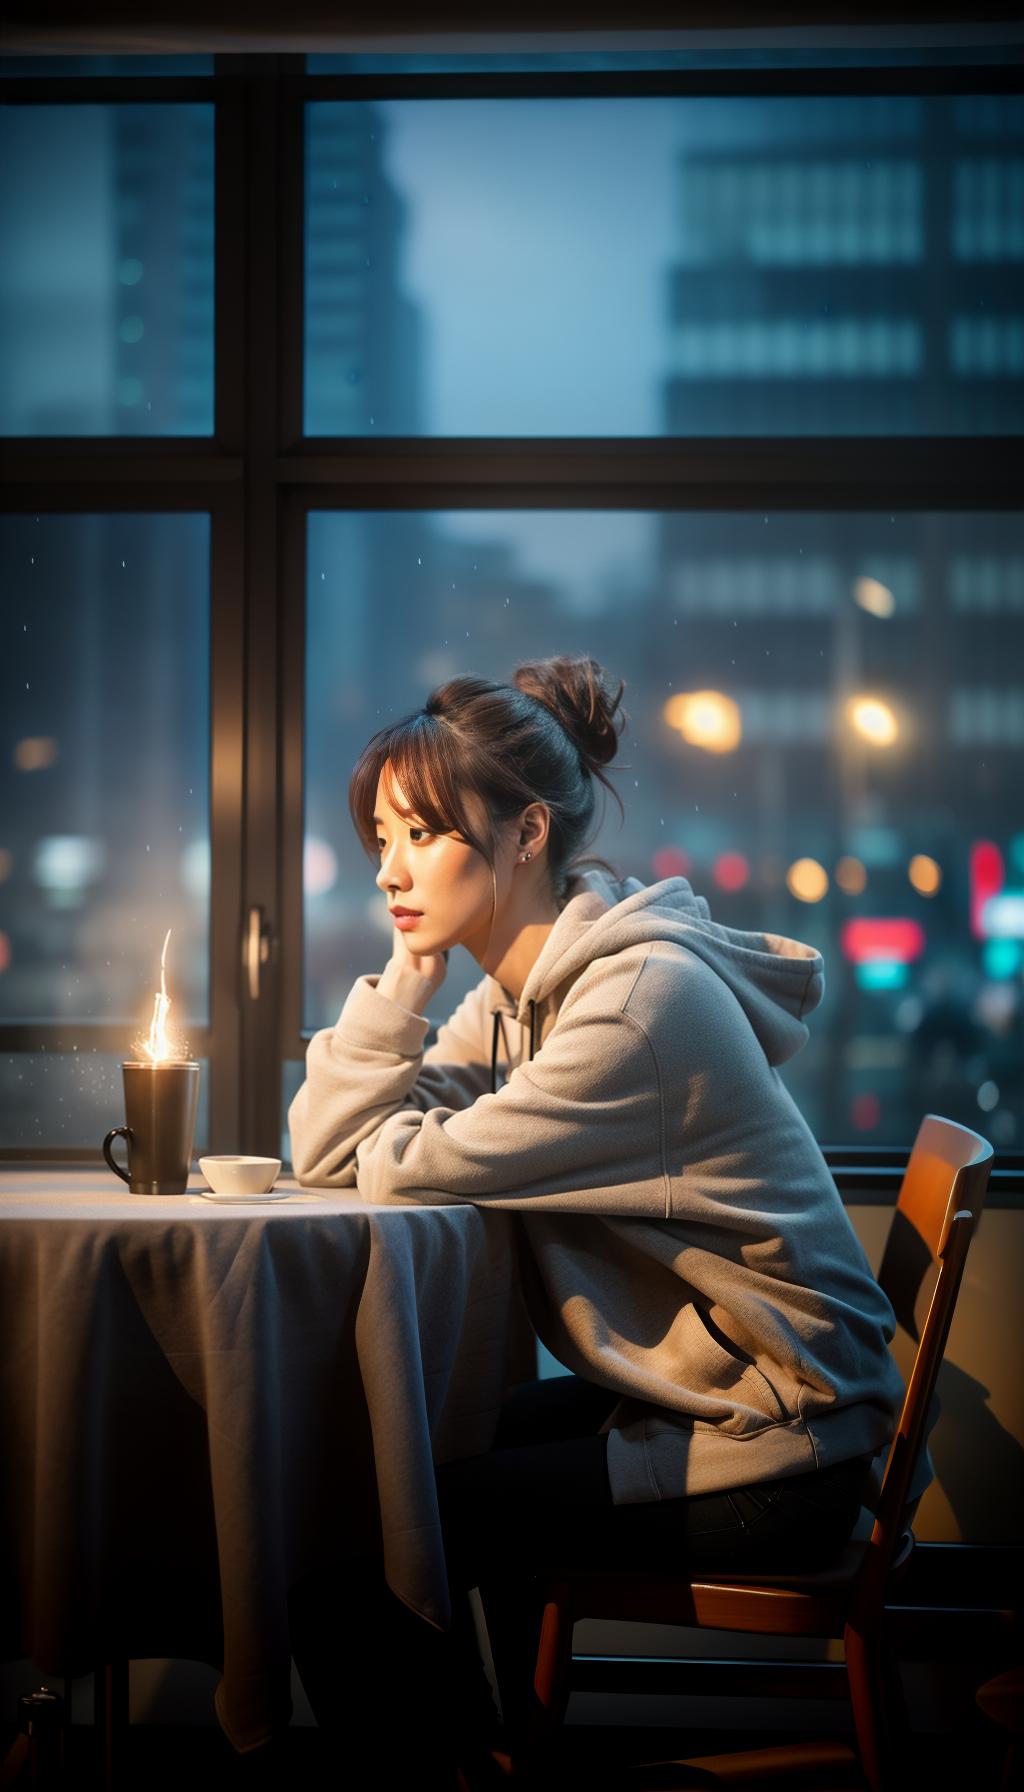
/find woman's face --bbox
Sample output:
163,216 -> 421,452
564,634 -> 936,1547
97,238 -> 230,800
373,766 -> 507,957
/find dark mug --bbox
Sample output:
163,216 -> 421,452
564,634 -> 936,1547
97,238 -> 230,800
103,1060 -> 201,1195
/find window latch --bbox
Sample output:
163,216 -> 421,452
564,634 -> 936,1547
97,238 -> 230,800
243,905 -> 273,1001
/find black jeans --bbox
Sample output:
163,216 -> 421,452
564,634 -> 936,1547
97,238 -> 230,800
290,1375 -> 871,1776
436,1375 -> 870,1741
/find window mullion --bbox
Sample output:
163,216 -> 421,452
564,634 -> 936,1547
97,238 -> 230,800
236,54 -> 288,1158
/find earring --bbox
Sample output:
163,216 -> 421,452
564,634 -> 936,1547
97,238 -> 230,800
520,851 -> 532,862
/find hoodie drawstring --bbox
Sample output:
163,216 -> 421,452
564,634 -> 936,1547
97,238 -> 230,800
490,999 -> 537,1095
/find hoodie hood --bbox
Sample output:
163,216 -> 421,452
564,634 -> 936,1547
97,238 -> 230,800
489,868 -> 823,1070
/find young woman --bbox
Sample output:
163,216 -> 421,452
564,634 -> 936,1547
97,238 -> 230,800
288,654 -> 904,1786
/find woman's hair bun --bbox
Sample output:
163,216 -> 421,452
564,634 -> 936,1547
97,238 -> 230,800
512,655 -> 627,772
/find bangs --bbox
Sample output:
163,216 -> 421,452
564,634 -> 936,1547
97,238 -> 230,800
348,711 -> 493,862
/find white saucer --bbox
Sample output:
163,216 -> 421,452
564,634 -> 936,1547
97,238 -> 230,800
197,1188 -> 290,1203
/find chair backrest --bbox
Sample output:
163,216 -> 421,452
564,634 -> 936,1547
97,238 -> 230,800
854,1115 -> 993,1614
877,1113 -> 992,1341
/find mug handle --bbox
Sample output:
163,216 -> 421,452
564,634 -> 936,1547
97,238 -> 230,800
103,1125 -> 133,1185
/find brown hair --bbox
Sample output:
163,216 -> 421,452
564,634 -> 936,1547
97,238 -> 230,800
349,655 -> 628,900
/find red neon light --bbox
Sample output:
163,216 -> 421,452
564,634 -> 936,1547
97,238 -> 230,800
851,1093 -> 881,1131
840,918 -> 926,965
653,847 -> 691,881
713,851 -> 750,893
970,840 -> 1004,941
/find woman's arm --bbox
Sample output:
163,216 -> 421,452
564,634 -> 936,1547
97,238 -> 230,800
293,953 -> 669,1217
287,971 -> 503,1186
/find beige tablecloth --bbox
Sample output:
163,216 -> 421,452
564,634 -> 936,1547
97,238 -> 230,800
0,1172 -> 522,1751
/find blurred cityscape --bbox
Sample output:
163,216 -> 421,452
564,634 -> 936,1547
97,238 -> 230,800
303,505 -> 1024,1151
302,94 -> 1024,1147
1,90 -> 1022,1148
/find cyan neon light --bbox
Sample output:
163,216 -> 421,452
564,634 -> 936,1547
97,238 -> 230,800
856,960 -> 910,991
982,939 -> 1023,979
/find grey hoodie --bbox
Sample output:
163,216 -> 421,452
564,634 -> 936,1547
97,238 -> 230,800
289,869 -> 905,1503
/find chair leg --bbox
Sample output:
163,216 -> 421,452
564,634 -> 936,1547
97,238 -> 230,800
94,1659 -> 129,1791
531,1583 -> 573,1732
844,1617 -> 906,1792
878,1630 -> 910,1764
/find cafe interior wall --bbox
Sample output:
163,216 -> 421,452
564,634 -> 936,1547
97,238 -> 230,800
2,0 -> 1021,1743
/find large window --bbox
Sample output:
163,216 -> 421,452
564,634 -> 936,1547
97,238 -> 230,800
0,513 -> 211,1145
305,94 -> 1024,437
2,42 -> 1022,1174
297,508 -> 1023,1151
0,102 -> 215,436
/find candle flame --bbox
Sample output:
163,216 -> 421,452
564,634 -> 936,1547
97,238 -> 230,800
133,928 -> 188,1063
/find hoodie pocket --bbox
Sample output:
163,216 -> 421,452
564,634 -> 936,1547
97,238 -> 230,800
680,1300 -> 791,1435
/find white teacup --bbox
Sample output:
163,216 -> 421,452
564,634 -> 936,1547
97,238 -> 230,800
199,1154 -> 281,1196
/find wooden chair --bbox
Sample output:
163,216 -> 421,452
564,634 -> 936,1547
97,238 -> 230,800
527,1115 -> 994,1791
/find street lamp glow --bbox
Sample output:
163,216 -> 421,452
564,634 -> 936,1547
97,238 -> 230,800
852,577 -> 895,619
908,854 -> 942,897
14,736 -> 59,772
663,690 -> 742,754
848,696 -> 899,747
787,858 -> 829,903
836,855 -> 867,895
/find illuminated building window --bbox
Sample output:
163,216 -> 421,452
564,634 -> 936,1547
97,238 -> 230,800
949,690 -> 1024,745
949,556 -> 1024,613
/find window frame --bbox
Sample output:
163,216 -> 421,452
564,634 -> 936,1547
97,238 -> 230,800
1,50 -> 1023,1187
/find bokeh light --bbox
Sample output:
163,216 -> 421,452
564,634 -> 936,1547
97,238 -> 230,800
32,835 -> 105,904
908,853 -> 942,896
713,851 -> 750,893
982,938 -> 1022,979
856,960 -> 909,991
835,855 -> 867,895
848,695 -> 899,747
970,839 -> 1005,939
304,835 -> 339,898
14,736 -> 58,772
840,917 -> 926,964
851,1093 -> 881,1130
652,846 -> 691,881
983,893 -> 1024,938
664,690 -> 742,754
852,576 -> 895,619
786,857 -> 829,902
895,996 -> 924,1031
180,838 -> 211,899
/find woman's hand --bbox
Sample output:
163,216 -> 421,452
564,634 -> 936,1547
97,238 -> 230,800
376,923 -> 449,1015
